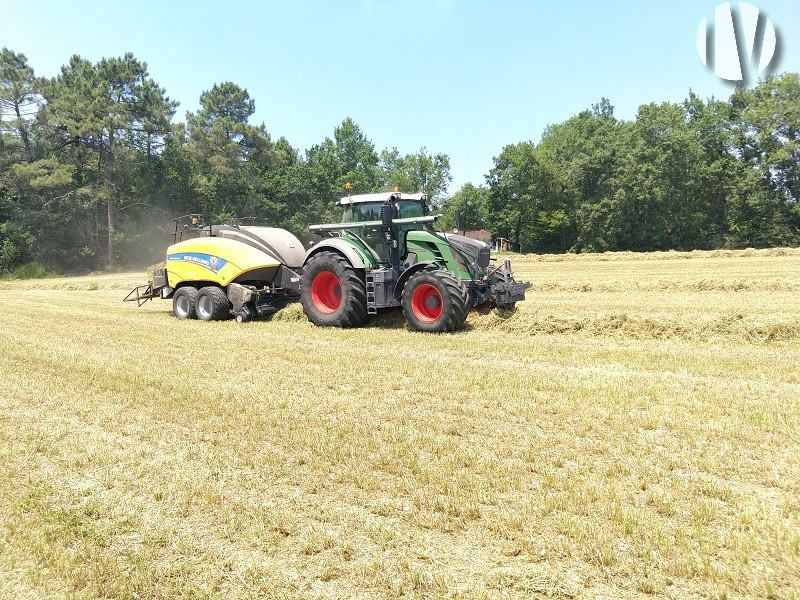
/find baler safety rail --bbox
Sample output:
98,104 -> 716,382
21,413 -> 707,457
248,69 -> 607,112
124,283 -> 161,307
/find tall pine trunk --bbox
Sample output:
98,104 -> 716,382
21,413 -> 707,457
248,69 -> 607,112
106,132 -> 115,268
13,102 -> 33,163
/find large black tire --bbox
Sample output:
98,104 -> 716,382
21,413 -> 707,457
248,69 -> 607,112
172,286 -> 198,319
196,286 -> 231,321
401,269 -> 469,333
301,251 -> 368,328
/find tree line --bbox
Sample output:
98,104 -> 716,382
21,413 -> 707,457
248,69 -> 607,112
457,78 -> 800,253
0,48 -> 452,274
1,47 -> 798,275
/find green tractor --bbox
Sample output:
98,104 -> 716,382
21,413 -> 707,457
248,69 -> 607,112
300,191 -> 530,332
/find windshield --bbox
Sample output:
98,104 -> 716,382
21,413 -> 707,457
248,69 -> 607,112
342,200 -> 426,223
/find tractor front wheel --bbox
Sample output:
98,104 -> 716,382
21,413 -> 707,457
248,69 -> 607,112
172,286 -> 198,319
402,270 -> 469,333
196,286 -> 231,321
301,251 -> 368,327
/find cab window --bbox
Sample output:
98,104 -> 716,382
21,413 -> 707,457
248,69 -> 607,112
397,201 -> 425,218
342,203 -> 382,223
341,199 -> 426,223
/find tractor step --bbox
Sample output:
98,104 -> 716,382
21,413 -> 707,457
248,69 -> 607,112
365,272 -> 377,314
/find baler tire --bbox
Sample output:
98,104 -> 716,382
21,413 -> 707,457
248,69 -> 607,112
301,251 -> 368,328
401,269 -> 469,333
196,286 -> 231,321
172,286 -> 198,319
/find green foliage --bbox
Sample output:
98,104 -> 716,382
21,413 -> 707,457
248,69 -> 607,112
0,47 -> 43,164
1,44 -> 798,272
380,147 -> 452,206
43,52 -> 178,267
487,141 -> 565,252
535,102 -> 625,252
732,73 -> 800,204
440,183 -> 489,231
306,117 -> 380,201
8,158 -> 75,192
6,260 -> 55,279
0,221 -> 36,273
483,79 -> 800,253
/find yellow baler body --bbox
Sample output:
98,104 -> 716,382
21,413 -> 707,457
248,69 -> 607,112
165,236 -> 281,288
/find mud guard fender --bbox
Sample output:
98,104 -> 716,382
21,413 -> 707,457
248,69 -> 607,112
304,238 -> 368,269
394,261 -> 437,299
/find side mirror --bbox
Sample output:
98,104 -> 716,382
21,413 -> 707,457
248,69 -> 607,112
454,208 -> 463,232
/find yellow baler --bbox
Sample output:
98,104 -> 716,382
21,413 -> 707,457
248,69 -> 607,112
126,223 -> 305,322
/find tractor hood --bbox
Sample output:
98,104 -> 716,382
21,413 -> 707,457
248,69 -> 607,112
444,233 -> 491,271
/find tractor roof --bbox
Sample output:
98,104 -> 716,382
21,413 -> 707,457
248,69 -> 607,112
338,192 -> 427,205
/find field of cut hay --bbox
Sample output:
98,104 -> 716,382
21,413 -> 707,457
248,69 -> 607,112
1,248 -> 798,599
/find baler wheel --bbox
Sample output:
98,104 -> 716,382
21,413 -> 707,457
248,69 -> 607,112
172,286 -> 198,319
196,286 -> 231,321
301,251 -> 368,328
402,269 -> 469,333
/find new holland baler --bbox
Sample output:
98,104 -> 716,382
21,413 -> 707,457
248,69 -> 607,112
125,218 -> 305,322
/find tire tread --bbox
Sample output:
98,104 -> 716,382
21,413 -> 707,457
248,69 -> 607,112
402,269 -> 469,332
301,251 -> 368,328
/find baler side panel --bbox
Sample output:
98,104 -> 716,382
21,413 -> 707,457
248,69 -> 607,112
165,236 -> 282,288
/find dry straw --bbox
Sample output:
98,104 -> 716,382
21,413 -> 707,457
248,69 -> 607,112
0,247 -> 798,598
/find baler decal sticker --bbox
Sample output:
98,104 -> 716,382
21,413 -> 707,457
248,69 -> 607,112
167,252 -> 228,274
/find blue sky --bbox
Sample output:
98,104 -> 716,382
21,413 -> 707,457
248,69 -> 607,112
1,0 -> 799,193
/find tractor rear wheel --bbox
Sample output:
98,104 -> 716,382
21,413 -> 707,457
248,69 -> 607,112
301,251 -> 368,327
172,286 -> 198,319
196,286 -> 231,321
402,269 -> 469,333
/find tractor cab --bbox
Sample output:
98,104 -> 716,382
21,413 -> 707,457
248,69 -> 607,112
340,192 -> 428,224
335,192 -> 430,264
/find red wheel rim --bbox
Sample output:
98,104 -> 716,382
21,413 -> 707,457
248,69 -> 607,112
311,271 -> 341,314
410,283 -> 442,323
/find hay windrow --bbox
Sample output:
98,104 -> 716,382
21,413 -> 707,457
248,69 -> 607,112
0,273 -> 141,292
271,304 -> 800,342
529,279 -> 800,293
266,302 -> 308,323
466,308 -> 800,342
514,246 -> 800,263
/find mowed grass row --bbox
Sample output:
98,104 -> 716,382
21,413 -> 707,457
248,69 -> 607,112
0,248 -> 798,599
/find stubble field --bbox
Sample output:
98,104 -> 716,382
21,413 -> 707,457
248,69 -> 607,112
1,248 -> 799,599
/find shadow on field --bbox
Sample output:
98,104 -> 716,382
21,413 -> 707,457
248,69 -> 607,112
363,305 -> 523,333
